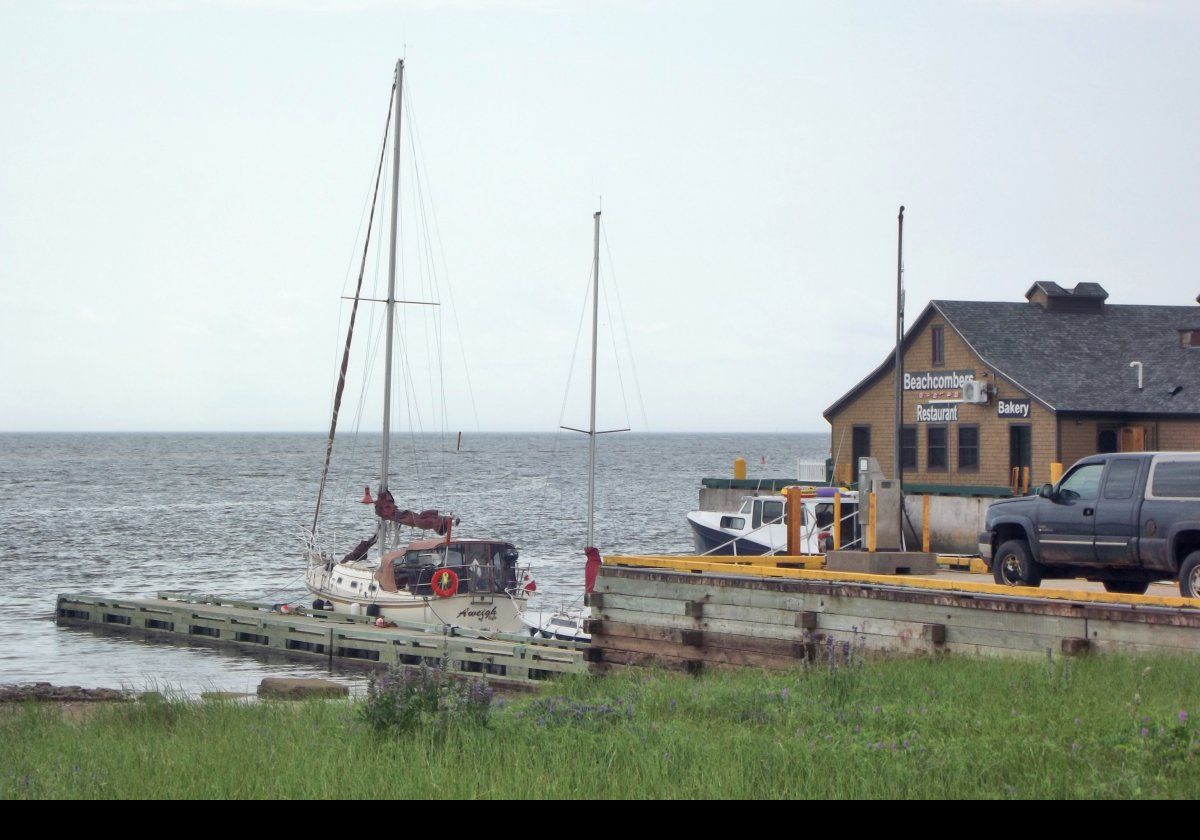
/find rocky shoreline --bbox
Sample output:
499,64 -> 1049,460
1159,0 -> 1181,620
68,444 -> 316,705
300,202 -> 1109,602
0,683 -> 132,703
0,678 -> 350,704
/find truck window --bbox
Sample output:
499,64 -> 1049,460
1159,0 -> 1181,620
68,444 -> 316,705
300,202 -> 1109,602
1059,463 -> 1103,501
1102,460 -> 1141,500
1152,461 -> 1200,499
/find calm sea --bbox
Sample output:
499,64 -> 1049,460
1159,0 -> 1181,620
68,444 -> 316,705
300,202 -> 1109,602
0,432 -> 828,693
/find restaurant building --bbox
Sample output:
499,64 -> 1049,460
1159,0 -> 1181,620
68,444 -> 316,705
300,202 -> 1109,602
824,282 -> 1200,494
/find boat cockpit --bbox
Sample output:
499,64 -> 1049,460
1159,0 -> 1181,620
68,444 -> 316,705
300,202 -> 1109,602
377,540 -> 520,596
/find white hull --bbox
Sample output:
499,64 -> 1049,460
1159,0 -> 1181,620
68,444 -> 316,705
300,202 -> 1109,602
305,557 -> 528,634
686,492 -> 860,556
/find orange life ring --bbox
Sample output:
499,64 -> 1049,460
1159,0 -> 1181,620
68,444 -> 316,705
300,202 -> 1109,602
431,568 -> 459,598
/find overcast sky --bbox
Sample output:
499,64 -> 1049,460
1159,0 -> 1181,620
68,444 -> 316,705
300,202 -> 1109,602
2,0 -> 1198,434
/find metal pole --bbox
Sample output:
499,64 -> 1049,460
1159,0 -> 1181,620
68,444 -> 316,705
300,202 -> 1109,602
587,211 -> 600,548
380,59 -> 404,556
894,205 -> 905,547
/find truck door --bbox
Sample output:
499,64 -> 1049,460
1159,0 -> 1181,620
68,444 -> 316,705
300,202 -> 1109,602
1036,461 -> 1103,565
1092,458 -> 1144,566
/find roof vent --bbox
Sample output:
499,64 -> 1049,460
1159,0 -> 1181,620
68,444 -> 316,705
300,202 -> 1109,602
1025,282 -> 1108,313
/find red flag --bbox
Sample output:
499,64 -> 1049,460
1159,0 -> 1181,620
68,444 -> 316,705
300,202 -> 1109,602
584,546 -> 602,594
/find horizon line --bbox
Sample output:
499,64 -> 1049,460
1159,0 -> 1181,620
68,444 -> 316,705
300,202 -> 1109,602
0,428 -> 832,436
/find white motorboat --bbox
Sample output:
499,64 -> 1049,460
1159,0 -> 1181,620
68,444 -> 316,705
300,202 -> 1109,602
686,489 -> 860,556
521,604 -> 591,643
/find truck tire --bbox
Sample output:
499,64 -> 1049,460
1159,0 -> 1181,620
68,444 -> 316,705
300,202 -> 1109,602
993,540 -> 1043,587
1103,580 -> 1150,596
1179,552 -> 1200,599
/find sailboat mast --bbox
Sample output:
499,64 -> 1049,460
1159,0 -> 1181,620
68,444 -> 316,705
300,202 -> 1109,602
380,58 -> 404,554
587,210 -> 600,547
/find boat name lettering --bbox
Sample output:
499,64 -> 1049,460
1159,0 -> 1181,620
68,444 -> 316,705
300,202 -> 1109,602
456,607 -> 499,621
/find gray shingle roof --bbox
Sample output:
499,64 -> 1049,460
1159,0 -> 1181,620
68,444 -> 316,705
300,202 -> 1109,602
933,300 -> 1200,414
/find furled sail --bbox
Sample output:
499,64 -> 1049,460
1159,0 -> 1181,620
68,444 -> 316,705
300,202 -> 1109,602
311,85 -> 396,535
342,533 -> 378,564
373,489 -> 456,535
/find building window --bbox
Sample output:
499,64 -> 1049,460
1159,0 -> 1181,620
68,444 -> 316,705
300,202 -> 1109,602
931,325 -> 945,366
851,425 -> 871,482
958,426 -> 979,472
1097,428 -> 1119,454
927,426 -> 948,471
900,426 -> 917,471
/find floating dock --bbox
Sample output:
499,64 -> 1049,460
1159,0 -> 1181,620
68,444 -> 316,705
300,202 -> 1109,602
56,592 -> 585,688
585,559 -> 1200,673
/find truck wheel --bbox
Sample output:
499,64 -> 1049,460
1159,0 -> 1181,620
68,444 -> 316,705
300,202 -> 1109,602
1179,552 -> 1200,599
993,540 -> 1043,587
1102,580 -> 1150,596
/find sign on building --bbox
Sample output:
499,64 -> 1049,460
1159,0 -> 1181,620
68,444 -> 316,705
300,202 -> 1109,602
903,369 -> 976,400
916,403 -> 958,423
997,398 -> 1031,419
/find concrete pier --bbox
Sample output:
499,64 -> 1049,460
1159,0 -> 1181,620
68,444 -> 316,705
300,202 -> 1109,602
586,560 -> 1200,674
56,593 -> 585,688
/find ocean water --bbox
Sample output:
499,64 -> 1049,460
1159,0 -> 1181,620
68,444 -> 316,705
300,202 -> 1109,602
0,431 -> 828,693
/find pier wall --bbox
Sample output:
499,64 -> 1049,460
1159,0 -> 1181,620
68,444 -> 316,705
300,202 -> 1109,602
585,565 -> 1200,674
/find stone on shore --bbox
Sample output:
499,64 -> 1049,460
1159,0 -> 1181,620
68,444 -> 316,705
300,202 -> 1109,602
257,677 -> 348,700
0,683 -> 131,703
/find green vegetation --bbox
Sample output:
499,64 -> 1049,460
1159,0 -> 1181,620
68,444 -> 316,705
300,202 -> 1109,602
4,655 -> 1200,799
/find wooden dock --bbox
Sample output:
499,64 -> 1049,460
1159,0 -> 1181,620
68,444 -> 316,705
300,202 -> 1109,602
56,592 -> 586,688
585,563 -> 1200,674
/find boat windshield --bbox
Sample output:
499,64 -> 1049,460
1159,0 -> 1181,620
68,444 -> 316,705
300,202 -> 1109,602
400,542 -> 518,595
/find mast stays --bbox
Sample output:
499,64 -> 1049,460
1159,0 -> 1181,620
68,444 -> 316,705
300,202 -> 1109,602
560,210 -> 630,549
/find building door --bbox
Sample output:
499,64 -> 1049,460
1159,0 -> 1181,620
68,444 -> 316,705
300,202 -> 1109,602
1120,426 -> 1147,452
851,426 -> 871,483
1009,425 -> 1032,494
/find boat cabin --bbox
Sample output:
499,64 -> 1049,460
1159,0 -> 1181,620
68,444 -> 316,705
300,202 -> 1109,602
374,539 -> 520,596
727,495 -> 859,546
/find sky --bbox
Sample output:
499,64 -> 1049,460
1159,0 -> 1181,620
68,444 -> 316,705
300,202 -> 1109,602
2,0 -> 1198,434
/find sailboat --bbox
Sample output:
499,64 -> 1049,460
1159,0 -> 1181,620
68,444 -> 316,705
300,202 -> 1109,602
522,211 -> 624,642
303,59 -> 532,633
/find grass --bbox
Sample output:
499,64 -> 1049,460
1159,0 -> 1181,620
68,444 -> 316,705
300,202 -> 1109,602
4,654 -> 1200,798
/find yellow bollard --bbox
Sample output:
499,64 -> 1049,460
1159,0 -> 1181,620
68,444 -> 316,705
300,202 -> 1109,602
868,492 -> 877,553
1050,462 -> 1063,485
832,492 -> 842,551
784,487 -> 801,557
922,495 -> 931,554
733,458 -> 747,480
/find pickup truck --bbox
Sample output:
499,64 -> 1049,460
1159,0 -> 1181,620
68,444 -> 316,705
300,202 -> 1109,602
979,452 -> 1200,597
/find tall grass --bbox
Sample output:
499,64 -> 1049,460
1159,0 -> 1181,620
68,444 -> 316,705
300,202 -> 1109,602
4,655 -> 1200,798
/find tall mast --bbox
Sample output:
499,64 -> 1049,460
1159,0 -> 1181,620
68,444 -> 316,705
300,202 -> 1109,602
587,211 -> 601,547
380,58 -> 404,555
894,205 -> 905,545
